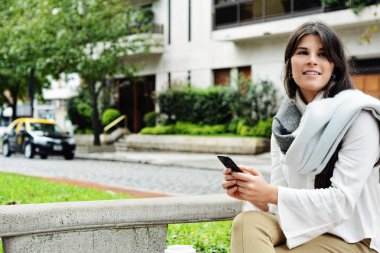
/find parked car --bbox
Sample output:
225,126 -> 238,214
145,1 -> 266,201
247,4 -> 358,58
2,118 -> 76,160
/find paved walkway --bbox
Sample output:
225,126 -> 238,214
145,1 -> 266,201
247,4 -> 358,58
0,150 -> 272,197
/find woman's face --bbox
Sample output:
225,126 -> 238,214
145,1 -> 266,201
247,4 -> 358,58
291,34 -> 334,103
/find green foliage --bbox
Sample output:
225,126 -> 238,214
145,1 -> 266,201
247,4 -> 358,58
146,79 -> 277,138
143,111 -> 160,127
0,0 -> 155,144
167,221 -> 232,253
141,122 -> 226,135
228,77 -> 277,125
101,108 -> 121,127
157,79 -> 277,130
140,125 -> 175,135
236,118 -> 273,138
322,0 -> 379,14
158,87 -> 232,125
67,89 -> 93,132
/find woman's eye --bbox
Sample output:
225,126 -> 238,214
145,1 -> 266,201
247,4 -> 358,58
297,51 -> 308,55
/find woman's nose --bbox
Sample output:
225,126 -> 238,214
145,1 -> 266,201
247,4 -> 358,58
307,54 -> 318,65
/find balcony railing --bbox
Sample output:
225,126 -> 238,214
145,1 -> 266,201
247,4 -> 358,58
213,0 -> 349,30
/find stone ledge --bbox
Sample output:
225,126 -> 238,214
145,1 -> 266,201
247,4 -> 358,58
0,195 -> 242,253
123,134 -> 270,155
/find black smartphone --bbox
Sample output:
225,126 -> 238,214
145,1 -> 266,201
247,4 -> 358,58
217,155 -> 242,172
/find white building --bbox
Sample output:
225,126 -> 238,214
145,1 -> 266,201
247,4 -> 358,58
118,0 -> 380,132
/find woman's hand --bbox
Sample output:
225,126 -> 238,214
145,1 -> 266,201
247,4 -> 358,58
221,168 -> 244,200
232,166 -> 278,206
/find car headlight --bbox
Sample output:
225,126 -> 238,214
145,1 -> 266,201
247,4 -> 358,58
67,138 -> 76,145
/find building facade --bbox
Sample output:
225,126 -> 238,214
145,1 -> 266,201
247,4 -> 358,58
121,0 -> 380,132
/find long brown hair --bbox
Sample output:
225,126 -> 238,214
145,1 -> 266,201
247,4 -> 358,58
284,21 -> 354,98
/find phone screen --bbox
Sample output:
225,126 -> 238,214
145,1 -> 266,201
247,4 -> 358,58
217,155 -> 242,172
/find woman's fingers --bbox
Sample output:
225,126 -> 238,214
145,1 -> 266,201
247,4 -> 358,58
239,166 -> 261,176
221,179 -> 236,189
223,168 -> 232,175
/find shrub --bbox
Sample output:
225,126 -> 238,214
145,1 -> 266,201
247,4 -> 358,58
251,118 -> 273,138
140,122 -> 226,135
157,87 -> 232,125
236,117 -> 273,138
140,125 -> 175,135
101,108 -> 121,127
67,89 -> 93,131
143,111 -> 159,127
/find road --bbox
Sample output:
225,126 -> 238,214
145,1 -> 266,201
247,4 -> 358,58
0,155 -> 226,196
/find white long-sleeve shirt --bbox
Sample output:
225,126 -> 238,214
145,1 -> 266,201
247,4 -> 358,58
270,110 -> 380,252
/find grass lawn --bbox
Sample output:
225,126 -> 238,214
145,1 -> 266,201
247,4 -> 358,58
0,172 -> 232,252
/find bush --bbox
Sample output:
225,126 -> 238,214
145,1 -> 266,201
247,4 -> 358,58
251,117 -> 273,138
143,111 -> 159,127
236,118 -> 273,138
67,89 -> 93,131
158,87 -> 232,125
101,108 -> 121,127
140,122 -> 226,135
140,125 -> 175,135
157,80 -> 277,128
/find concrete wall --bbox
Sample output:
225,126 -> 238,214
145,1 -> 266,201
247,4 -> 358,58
121,134 -> 270,155
0,195 -> 243,253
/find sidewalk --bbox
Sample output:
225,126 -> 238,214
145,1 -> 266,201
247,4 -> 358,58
76,150 -> 272,175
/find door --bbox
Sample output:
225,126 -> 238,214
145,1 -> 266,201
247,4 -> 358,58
118,75 -> 156,133
352,74 -> 380,99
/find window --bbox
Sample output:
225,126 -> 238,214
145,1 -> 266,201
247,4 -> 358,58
214,68 -> 231,86
213,0 -> 345,30
214,66 -> 251,86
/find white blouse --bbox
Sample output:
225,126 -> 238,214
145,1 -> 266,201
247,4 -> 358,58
269,109 -> 380,252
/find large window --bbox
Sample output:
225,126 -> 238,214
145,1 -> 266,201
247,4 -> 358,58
213,0 -> 345,30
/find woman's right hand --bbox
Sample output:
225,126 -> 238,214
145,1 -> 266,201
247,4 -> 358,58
221,168 -> 245,200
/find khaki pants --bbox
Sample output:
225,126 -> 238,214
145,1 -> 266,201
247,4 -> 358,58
231,211 -> 376,253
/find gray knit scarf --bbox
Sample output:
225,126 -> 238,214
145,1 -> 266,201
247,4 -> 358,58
272,89 -> 380,189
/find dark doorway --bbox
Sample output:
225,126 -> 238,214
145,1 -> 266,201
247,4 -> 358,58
118,75 -> 155,133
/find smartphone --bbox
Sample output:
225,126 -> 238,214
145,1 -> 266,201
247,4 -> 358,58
217,155 -> 242,172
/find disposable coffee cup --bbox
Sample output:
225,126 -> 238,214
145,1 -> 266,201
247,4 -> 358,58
164,245 -> 196,253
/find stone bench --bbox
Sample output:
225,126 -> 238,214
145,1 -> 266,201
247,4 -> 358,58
0,195 -> 243,253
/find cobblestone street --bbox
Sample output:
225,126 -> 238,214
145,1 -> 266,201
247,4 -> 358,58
0,155 -> 226,196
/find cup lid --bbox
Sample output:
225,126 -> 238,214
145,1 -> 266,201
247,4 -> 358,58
164,245 -> 196,253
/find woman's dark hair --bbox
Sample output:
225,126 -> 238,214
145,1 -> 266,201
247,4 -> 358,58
284,21 -> 354,98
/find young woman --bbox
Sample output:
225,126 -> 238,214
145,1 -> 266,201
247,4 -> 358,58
222,21 -> 380,253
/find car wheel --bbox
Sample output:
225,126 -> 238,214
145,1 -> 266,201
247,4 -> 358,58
40,154 -> 48,159
2,142 -> 11,157
24,143 -> 35,159
64,152 -> 74,160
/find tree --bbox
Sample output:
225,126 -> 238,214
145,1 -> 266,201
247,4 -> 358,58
322,0 -> 380,42
35,0 -> 153,145
0,0 -> 51,119
1,0 -> 154,145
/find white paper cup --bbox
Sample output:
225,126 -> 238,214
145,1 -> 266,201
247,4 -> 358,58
164,245 -> 196,253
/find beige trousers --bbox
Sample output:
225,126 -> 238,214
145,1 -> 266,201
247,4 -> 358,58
231,211 -> 376,253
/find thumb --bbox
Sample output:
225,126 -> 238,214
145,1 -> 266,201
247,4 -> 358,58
240,166 -> 261,176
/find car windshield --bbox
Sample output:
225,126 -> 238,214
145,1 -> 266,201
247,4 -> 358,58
29,122 -> 64,135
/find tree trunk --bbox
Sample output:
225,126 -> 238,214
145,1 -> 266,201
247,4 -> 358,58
29,67 -> 35,117
89,82 -> 102,146
10,86 -> 19,121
